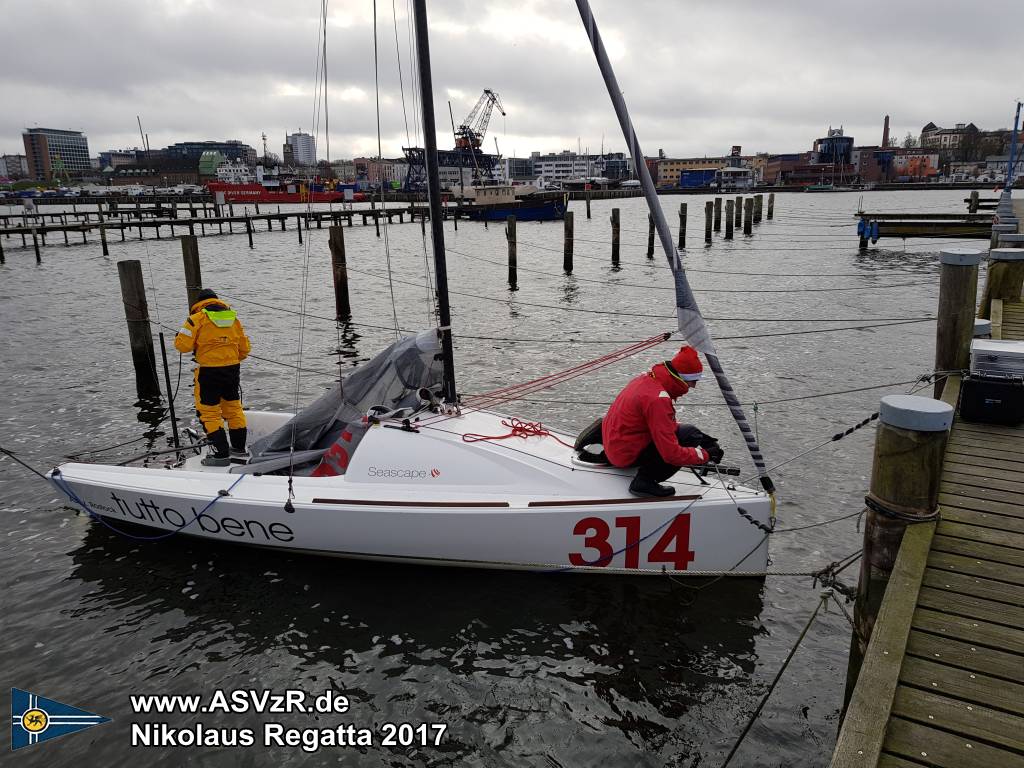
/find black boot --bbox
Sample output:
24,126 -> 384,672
229,427 -> 248,457
202,428 -> 230,467
629,475 -> 675,498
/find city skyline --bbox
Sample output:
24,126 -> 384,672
1,0 -> 1021,160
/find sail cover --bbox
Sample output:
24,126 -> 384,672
247,330 -> 443,475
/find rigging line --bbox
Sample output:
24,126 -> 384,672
719,593 -> 827,768
219,288 -> 936,325
373,0 -> 401,340
323,0 -> 330,165
444,247 -> 932,293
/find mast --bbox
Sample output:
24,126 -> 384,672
413,0 -> 457,403
1008,101 -> 1022,190
574,0 -> 775,497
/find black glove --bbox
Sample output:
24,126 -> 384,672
706,443 -> 725,464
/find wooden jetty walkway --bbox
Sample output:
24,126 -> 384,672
832,209 -> 1024,765
854,212 -> 993,243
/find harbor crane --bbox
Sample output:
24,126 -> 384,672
455,89 -> 505,150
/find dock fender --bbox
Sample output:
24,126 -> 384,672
870,220 -> 880,243
857,218 -> 866,236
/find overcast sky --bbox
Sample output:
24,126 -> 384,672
2,0 -> 1022,160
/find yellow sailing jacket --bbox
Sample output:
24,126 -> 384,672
174,297 -> 251,367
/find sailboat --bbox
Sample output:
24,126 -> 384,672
47,0 -> 773,575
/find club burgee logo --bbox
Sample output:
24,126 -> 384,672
11,688 -> 110,751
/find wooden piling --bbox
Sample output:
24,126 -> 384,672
507,215 -> 518,289
563,210 -> 574,273
713,197 -> 722,232
374,212 -> 380,238
753,194 -> 763,223
933,249 -> 981,397
846,394 -> 952,698
117,259 -> 161,399
978,248 -> 1024,318
734,196 -> 742,228
678,203 -> 687,249
31,228 -> 40,263
0,234 -> 4,264
968,189 -> 980,214
245,217 -> 253,249
297,215 -> 303,244
611,207 -> 620,266
647,213 -> 655,258
704,201 -> 713,244
743,198 -> 753,235
328,225 -> 351,320
767,192 -> 775,220
725,199 -> 734,239
181,235 -> 203,310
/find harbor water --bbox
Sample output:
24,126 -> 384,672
0,190 -> 975,766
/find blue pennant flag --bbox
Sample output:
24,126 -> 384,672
10,688 -> 110,751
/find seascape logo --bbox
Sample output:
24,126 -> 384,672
10,688 -> 110,751
366,465 -> 438,479
430,468 -> 440,478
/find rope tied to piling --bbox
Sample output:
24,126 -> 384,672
864,493 -> 940,524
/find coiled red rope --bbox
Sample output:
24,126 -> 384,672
462,418 -> 576,447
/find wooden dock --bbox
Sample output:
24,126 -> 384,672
831,297 -> 1024,768
854,213 -> 993,242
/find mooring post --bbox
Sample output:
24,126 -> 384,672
374,212 -> 381,238
704,201 -> 713,244
978,247 -> 1024,319
328,225 -> 350,320
563,210 -> 574,273
296,215 -> 303,244
934,248 -> 981,397
678,203 -> 687,249
753,194 -> 763,223
611,207 -> 620,266
725,199 -> 734,240
117,259 -> 161,399
991,223 -> 1016,250
245,217 -> 253,249
968,189 -> 980,214
31,228 -> 41,263
254,203 -> 260,215
845,395 -> 952,701
506,215 -> 518,290
181,235 -> 203,310
0,234 -> 4,264
734,196 -> 742,228
647,213 -> 655,258
713,197 -> 722,232
743,198 -> 753,235
586,190 -> 592,219
767,192 -> 775,220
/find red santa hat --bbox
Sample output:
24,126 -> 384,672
669,346 -> 703,382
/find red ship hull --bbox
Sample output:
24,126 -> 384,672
206,182 -> 363,203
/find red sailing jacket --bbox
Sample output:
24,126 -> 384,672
603,366 -> 708,468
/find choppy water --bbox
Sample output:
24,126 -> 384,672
1,190 -> 977,766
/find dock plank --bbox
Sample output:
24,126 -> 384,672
898,656 -> 1024,715
939,504 -> 1024,533
917,586 -> 1024,629
927,551 -> 1024,586
905,628 -> 1024,681
912,606 -> 1024,653
936,519 -> 1024,549
883,716 -> 1024,767
942,467 -> 1024,491
930,534 -> 1024,568
921,567 -> 1024,605
940,480 -> 1024,509
890,687 -> 1024,752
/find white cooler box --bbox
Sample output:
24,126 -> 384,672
970,339 -> 1024,376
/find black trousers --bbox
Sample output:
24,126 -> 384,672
634,424 -> 703,484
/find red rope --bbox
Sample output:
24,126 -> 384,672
462,418 -> 576,448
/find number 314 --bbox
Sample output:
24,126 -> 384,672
568,514 -> 695,570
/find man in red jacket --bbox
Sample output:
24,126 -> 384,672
603,346 -> 723,497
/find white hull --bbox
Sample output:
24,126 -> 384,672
49,410 -> 771,575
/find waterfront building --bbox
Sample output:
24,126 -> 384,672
920,122 -> 978,152
165,140 -> 257,166
893,148 -> 940,181
216,161 -> 256,184
656,156 -> 730,187
23,127 -> 91,180
502,156 -> 535,183
198,151 -> 228,178
813,127 -> 854,166
713,166 -> 754,191
99,149 -> 143,170
2,154 -> 29,179
286,131 -> 316,166
330,159 -> 356,182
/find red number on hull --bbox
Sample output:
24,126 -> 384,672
568,513 -> 695,570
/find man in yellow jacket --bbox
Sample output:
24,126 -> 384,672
174,289 -> 252,466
